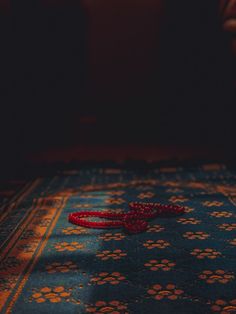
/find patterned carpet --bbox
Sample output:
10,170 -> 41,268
1,163 -> 236,314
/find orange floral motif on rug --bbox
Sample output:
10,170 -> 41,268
0,163 -> 236,313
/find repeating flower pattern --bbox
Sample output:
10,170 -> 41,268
202,201 -> 224,207
218,223 -> 236,231
183,231 -> 209,240
106,191 -> 125,196
102,208 -> 124,214
191,248 -> 221,259
30,286 -> 71,303
90,272 -> 126,285
229,238 -> 236,246
96,250 -> 127,261
143,240 -> 170,250
137,192 -> 155,199
105,198 -> 125,205
163,181 -> 180,187
187,182 -> 207,189
53,242 -> 84,252
62,226 -> 88,235
79,194 -> 98,199
210,211 -> 233,218
147,224 -> 164,233
199,270 -> 234,284
73,203 -> 93,209
183,206 -> 195,213
45,261 -> 78,273
147,284 -> 184,300
211,299 -> 236,313
177,218 -> 201,225
166,188 -> 183,193
3,164 -> 236,314
99,233 -> 126,241
144,259 -> 175,271
86,300 -> 128,313
169,196 -> 188,203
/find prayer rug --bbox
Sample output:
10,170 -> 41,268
0,163 -> 236,313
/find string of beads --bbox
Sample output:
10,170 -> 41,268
68,202 -> 185,234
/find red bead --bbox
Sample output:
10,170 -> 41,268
68,201 -> 185,233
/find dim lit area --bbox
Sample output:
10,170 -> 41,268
0,1 -> 236,313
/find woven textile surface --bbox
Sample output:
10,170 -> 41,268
1,164 -> 236,313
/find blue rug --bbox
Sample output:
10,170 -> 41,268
1,163 -> 236,313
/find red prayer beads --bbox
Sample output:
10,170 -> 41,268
68,202 -> 186,234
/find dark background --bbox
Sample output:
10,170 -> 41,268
0,0 -> 235,172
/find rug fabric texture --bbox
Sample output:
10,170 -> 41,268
0,164 -> 236,313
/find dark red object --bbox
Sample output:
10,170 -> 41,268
68,202 -> 185,234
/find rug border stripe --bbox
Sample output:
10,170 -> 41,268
4,197 -> 68,314
0,179 -> 42,225
0,179 -> 42,253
